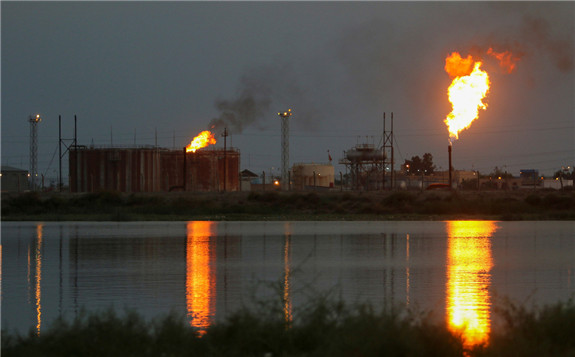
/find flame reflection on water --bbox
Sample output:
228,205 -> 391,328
446,221 -> 497,348
186,221 -> 216,335
283,222 -> 292,326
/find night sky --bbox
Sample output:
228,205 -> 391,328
2,1 -> 573,183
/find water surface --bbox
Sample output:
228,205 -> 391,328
2,221 -> 573,346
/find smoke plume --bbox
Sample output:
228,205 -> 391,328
207,62 -> 321,136
520,15 -> 574,72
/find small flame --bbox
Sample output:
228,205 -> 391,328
487,48 -> 519,74
186,131 -> 216,153
444,52 -> 490,142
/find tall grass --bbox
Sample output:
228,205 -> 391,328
3,297 -> 574,357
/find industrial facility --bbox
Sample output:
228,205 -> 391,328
69,147 -> 240,193
12,111 -> 569,194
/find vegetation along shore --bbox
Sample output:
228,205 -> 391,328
2,189 -> 574,221
3,296 -> 574,357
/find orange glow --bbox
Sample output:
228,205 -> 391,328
283,223 -> 292,326
444,52 -> 475,78
405,234 -> 411,307
444,52 -> 490,142
487,48 -> 519,74
446,221 -> 497,348
35,223 -> 43,335
186,221 -> 217,336
186,131 -> 216,153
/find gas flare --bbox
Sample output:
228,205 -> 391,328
444,52 -> 490,142
487,48 -> 520,74
186,131 -> 216,153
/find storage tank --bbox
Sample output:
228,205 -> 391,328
344,143 -> 385,162
291,163 -> 334,190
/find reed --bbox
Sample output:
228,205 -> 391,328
3,297 -> 573,357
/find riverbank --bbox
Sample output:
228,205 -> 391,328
2,189 -> 574,221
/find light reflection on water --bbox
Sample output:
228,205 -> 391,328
35,223 -> 43,335
186,221 -> 216,335
446,221 -> 496,347
1,221 -> 573,337
283,222 -> 292,326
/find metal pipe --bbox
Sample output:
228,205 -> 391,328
59,115 -> 62,192
448,144 -> 452,189
183,147 -> 187,191
74,115 -> 78,192
223,128 -> 228,192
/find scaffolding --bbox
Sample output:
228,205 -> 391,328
339,112 -> 394,191
340,142 -> 385,191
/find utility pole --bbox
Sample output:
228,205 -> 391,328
29,114 -> 42,191
222,127 -> 228,192
59,115 -> 62,191
278,109 -> 292,191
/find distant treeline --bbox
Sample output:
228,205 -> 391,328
2,189 -> 574,221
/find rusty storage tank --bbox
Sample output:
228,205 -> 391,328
69,147 -> 162,193
162,148 -> 240,192
69,147 -> 240,193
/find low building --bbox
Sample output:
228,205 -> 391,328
1,166 -> 30,192
240,169 -> 259,191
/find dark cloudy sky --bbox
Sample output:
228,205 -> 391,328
2,1 -> 573,181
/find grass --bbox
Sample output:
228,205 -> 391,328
3,297 -> 574,357
2,190 -> 575,221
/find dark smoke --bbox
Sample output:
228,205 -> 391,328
478,13 -> 574,73
520,15 -> 574,72
208,90 -> 271,136
208,68 -> 272,135
207,63 -> 320,136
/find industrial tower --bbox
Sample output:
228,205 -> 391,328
29,114 -> 42,191
382,112 -> 394,189
278,109 -> 292,190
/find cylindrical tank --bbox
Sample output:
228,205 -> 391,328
345,144 -> 385,162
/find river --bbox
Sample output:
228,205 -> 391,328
2,221 -> 573,346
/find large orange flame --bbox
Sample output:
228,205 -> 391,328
444,52 -> 490,142
186,131 -> 216,153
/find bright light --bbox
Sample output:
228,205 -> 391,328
447,221 -> 497,348
186,131 -> 216,153
443,52 -> 490,142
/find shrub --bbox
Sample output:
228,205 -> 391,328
525,194 -> 542,206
